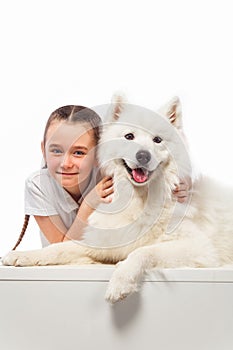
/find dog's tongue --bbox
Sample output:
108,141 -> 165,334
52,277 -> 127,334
132,168 -> 148,183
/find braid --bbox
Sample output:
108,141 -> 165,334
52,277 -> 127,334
12,215 -> 30,250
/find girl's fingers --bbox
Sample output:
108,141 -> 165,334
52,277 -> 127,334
173,183 -> 189,203
102,196 -> 112,203
175,190 -> 188,198
102,176 -> 113,182
102,179 -> 114,190
102,186 -> 114,198
173,183 -> 188,192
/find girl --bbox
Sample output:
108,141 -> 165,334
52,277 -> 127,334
13,105 -> 190,249
15,105 -> 113,248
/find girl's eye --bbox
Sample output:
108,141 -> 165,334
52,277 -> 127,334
153,136 -> 163,144
124,133 -> 135,140
74,150 -> 86,156
51,149 -> 62,154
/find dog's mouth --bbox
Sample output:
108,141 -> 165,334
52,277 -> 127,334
122,160 -> 152,184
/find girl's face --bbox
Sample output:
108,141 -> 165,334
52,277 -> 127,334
42,120 -> 97,197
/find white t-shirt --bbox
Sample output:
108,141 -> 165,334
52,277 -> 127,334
25,168 -> 98,246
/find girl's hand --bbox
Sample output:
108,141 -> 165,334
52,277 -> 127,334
173,177 -> 192,203
84,176 -> 114,209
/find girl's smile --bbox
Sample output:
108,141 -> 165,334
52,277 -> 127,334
56,172 -> 79,175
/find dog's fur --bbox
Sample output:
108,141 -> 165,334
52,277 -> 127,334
3,96 -> 233,303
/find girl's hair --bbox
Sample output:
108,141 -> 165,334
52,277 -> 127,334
12,105 -> 102,251
12,215 -> 30,250
43,105 -> 102,148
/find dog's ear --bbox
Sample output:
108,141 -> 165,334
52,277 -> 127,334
110,93 -> 128,120
157,96 -> 183,129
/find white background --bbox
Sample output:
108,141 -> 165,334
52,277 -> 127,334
0,0 -> 233,256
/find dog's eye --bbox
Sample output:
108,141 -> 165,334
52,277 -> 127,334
153,136 -> 163,143
125,133 -> 135,140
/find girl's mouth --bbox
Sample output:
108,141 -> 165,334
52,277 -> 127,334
56,172 -> 79,176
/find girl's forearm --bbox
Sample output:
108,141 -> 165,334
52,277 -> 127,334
63,177 -> 113,241
64,200 -> 94,241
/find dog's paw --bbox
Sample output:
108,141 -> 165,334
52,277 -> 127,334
105,279 -> 138,304
105,262 -> 139,303
2,251 -> 39,267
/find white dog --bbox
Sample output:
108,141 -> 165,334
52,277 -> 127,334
3,96 -> 233,303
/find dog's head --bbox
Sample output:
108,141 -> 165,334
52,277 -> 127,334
98,95 -> 191,189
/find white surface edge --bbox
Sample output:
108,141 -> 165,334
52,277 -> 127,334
1,264 -> 233,282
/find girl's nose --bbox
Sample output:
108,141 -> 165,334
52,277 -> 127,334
61,154 -> 73,168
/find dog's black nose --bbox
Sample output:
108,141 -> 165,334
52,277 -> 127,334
136,150 -> 151,165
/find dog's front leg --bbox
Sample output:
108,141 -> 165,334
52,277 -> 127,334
2,241 -> 92,267
105,237 -> 219,303
105,245 -> 158,303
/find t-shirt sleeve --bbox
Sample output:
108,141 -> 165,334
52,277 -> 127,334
24,177 -> 58,216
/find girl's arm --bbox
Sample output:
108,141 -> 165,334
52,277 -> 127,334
34,215 -> 70,243
34,176 -> 114,244
65,176 -> 113,241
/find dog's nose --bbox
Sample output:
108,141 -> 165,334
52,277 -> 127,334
136,150 -> 151,165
